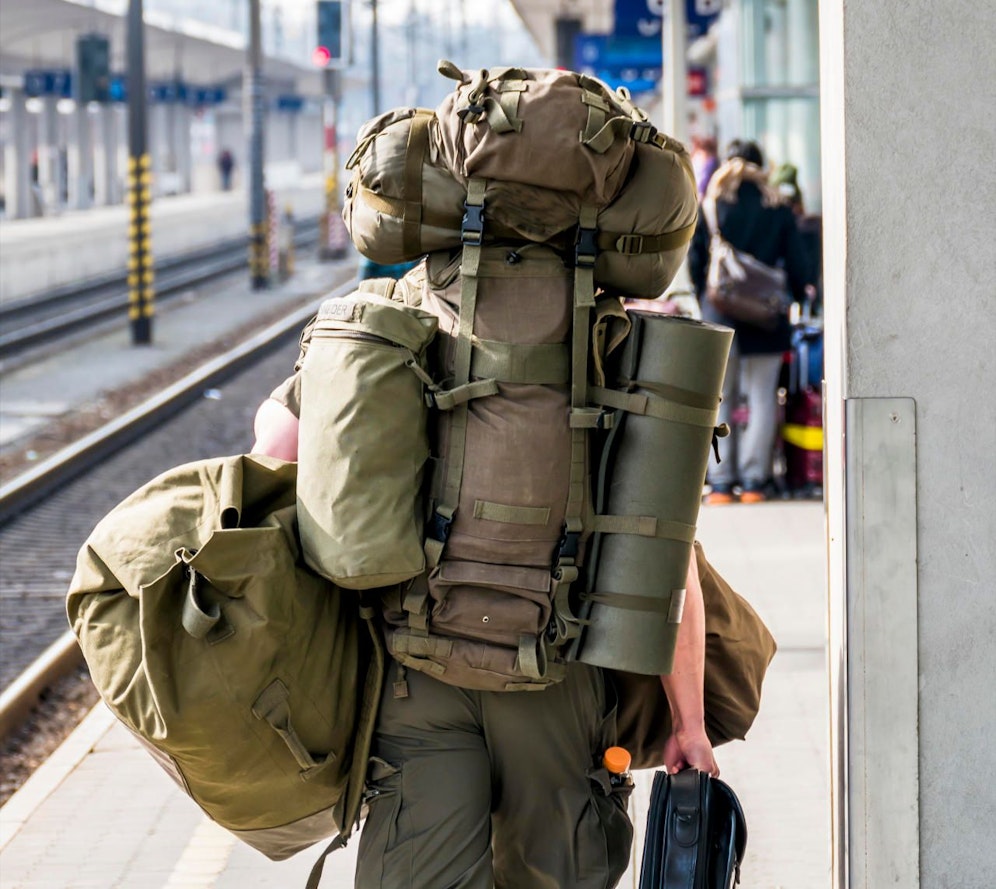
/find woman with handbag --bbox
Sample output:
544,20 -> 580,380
688,139 -> 811,504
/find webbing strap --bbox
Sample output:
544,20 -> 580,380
517,634 -> 545,680
579,88 -> 615,153
357,185 -> 457,232
581,590 -> 683,616
550,204 -> 599,648
471,339 -> 569,385
401,110 -> 431,257
424,178 -> 487,571
589,514 -> 697,544
588,385 -> 719,428
474,500 -> 551,525
595,223 -> 697,255
402,585 -> 429,634
430,378 -> 499,411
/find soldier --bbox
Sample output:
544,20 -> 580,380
250,382 -> 718,889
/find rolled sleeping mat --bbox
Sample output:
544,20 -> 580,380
572,311 -> 733,675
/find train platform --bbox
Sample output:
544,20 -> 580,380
0,498 -> 831,888
0,244 -> 831,885
0,170 -> 328,306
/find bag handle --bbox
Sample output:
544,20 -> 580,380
251,679 -> 327,773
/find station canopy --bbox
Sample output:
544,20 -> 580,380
0,0 -> 321,94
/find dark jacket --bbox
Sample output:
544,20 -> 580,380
689,181 -> 810,355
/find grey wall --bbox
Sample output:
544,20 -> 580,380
821,0 -> 996,885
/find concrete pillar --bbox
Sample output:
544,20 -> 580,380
9,90 -> 34,219
38,98 -> 60,213
73,102 -> 95,210
175,104 -> 192,193
820,0 -> 996,886
98,103 -> 120,205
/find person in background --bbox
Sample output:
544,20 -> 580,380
771,162 -> 823,315
217,148 -> 235,191
688,139 -> 811,504
690,135 -> 719,198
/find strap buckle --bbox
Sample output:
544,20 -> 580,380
461,201 -> 485,245
630,120 -> 657,143
427,510 -> 453,544
558,529 -> 581,561
615,233 -> 644,255
574,225 -> 597,268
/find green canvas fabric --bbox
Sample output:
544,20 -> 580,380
297,291 -> 439,589
67,454 -> 384,861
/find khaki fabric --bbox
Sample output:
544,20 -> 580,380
341,65 -> 696,297
297,292 -> 438,589
595,136 -> 699,298
342,107 -> 467,264
356,661 -> 633,889
378,247 -> 582,692
67,455 -> 384,860
612,541 -> 778,770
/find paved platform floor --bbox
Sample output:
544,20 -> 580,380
0,499 -> 831,889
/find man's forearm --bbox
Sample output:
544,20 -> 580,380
659,552 -> 707,730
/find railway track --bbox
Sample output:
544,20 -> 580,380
0,218 -> 320,361
0,276 -> 355,754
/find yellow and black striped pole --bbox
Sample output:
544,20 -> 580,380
127,0 -> 153,343
127,153 -> 154,343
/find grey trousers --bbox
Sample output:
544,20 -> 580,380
355,660 -> 633,889
709,339 -> 784,488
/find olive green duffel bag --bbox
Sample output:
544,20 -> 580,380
66,454 -> 384,869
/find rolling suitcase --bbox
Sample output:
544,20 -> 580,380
639,768 -> 747,888
782,324 -> 824,497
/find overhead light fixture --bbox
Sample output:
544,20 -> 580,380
26,97 -> 45,114
57,98 -> 77,114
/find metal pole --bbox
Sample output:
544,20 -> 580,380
370,0 -> 381,116
319,67 -> 346,260
247,0 -> 268,289
662,0 -> 689,145
127,0 -> 153,344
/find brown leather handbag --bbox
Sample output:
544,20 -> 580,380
702,195 -> 790,330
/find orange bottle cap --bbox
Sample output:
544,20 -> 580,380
603,746 -> 632,774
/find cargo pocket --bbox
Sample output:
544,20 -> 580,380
357,757 -> 406,888
575,680 -> 634,887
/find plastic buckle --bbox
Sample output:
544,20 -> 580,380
596,410 -> 615,430
574,226 -> 597,268
615,234 -> 644,256
462,201 -> 485,245
558,529 -> 581,561
630,120 -> 657,143
427,511 -> 453,543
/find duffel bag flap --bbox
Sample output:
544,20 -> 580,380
343,107 -> 466,264
67,454 -> 383,860
612,542 -> 777,771
297,292 -> 438,589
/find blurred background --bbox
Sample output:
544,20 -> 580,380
0,0 -> 821,222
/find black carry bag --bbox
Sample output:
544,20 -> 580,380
639,768 -> 747,889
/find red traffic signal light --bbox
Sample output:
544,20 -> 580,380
312,45 -> 332,67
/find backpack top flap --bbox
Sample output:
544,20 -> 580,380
434,61 -> 636,207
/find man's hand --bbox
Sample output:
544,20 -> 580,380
663,726 -> 720,777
